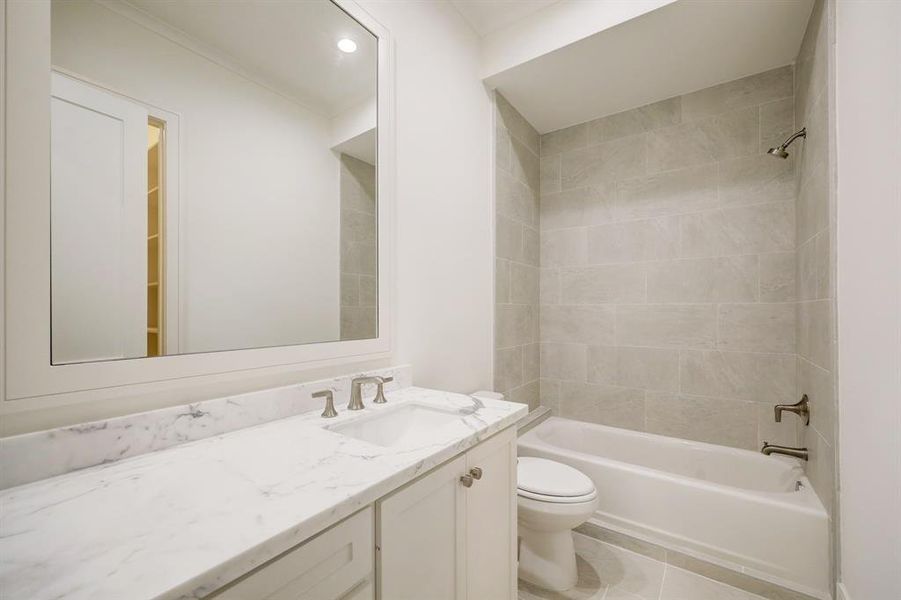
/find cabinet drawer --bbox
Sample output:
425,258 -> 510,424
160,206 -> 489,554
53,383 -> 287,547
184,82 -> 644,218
212,507 -> 373,600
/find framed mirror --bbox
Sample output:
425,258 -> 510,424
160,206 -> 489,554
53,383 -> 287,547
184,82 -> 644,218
2,0 -> 392,404
50,0 -> 378,364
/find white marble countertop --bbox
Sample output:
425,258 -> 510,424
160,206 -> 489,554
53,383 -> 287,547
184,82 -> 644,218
0,387 -> 526,600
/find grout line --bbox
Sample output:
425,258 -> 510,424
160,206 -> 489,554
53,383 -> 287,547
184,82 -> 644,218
658,563 -> 668,600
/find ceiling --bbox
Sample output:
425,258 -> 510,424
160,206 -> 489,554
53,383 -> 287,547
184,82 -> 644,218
486,0 -> 815,133
451,0 -> 560,36
128,0 -> 377,117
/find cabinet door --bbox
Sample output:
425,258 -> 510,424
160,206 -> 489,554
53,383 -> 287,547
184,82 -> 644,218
465,428 -> 517,600
212,507 -> 373,600
377,455 -> 466,600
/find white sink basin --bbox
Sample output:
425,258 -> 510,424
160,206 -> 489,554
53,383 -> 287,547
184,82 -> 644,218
326,403 -> 461,447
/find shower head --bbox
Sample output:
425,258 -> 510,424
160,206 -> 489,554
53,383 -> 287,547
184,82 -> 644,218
768,127 -> 807,159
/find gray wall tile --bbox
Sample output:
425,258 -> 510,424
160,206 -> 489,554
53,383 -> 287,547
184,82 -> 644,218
680,349 -> 797,403
541,228 -> 588,266
617,305 -> 717,349
495,346 -> 523,392
495,259 -> 510,304
680,202 -> 795,258
587,217 -> 680,264
541,343 -> 588,381
717,303 -> 796,353
540,154 -> 562,194
541,305 -> 616,344
541,184 -> 615,230
617,347 -> 680,392
496,304 -> 535,348
646,256 -> 758,303
717,153 -> 795,206
495,92 -> 541,401
510,263 -> 539,305
541,123 -> 589,156
588,97 -> 682,143
645,392 -> 758,450
539,268 -> 560,304
561,135 -> 647,189
560,264 -> 647,304
797,299 -> 833,370
681,65 -> 793,121
647,106 -> 758,172
496,169 -> 537,227
587,345 -> 617,385
560,381 -> 646,431
759,97 -> 795,153
616,164 -> 718,220
759,252 -> 796,302
529,61 -> 832,471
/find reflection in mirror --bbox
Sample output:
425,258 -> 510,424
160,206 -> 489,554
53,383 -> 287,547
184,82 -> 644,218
50,0 -> 378,365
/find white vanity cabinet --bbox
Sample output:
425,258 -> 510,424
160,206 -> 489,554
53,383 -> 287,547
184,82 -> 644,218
208,426 -> 517,600
211,507 -> 374,600
377,427 -> 518,600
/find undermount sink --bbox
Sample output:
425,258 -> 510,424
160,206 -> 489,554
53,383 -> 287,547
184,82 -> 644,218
326,403 -> 461,447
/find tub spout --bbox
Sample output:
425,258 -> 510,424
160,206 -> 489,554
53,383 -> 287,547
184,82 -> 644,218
761,442 -> 808,461
774,394 -> 810,425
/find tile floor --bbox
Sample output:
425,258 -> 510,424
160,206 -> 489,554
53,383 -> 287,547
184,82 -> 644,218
518,532 -> 767,600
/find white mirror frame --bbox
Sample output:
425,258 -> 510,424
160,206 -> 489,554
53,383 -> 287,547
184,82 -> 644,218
0,0 -> 394,410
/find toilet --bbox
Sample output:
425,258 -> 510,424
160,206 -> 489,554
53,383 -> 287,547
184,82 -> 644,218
516,457 -> 599,591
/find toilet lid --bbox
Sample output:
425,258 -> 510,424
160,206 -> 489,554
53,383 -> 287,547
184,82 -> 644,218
517,457 -> 595,498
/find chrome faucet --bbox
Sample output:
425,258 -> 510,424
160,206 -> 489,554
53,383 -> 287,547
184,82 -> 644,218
348,376 -> 385,411
775,394 -> 810,425
761,442 -> 809,461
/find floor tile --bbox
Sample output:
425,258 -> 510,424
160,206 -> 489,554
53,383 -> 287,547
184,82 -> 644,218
573,534 -> 664,599
660,565 -> 768,600
519,533 -> 772,600
519,553 -> 607,599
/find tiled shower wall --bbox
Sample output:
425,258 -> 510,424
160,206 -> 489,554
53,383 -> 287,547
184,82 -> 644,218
339,154 -> 377,340
537,66 -> 801,450
794,0 -> 837,516
494,93 -> 541,408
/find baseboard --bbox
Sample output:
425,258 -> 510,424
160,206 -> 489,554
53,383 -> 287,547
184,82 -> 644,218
836,582 -> 850,600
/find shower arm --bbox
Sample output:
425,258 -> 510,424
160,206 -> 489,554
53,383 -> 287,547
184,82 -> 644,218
780,127 -> 807,149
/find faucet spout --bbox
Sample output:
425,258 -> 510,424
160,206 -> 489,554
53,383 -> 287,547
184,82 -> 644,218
774,394 -> 810,425
761,442 -> 809,461
348,376 -> 385,411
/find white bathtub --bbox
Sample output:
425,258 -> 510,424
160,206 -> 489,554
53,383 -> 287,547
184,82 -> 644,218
519,417 -> 830,599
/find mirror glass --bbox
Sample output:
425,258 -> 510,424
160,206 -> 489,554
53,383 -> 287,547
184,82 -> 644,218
50,0 -> 378,364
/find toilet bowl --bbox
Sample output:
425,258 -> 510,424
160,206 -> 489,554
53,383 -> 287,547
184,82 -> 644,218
517,457 -> 598,591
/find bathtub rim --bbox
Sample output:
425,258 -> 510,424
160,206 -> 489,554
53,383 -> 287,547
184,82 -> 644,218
520,417 -> 824,507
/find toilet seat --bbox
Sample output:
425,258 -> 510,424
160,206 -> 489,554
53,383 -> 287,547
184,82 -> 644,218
517,457 -> 597,504
517,487 -> 598,503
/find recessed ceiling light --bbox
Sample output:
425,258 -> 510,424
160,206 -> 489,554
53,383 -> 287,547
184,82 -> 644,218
337,38 -> 357,53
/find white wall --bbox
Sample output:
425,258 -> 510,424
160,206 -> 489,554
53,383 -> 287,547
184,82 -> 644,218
835,1 -> 901,598
52,0 -> 341,354
479,0 -> 675,80
358,0 -> 494,394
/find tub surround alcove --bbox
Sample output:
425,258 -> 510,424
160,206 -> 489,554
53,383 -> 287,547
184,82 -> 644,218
0,368 -> 527,599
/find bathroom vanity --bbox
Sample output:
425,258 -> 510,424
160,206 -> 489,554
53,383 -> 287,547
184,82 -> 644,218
0,372 -> 526,599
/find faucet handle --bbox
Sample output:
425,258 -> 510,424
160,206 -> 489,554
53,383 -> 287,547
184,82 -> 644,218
774,394 -> 810,425
314,390 -> 338,418
373,376 -> 393,404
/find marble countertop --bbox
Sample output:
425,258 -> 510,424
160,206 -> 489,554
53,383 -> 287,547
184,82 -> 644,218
0,387 -> 526,600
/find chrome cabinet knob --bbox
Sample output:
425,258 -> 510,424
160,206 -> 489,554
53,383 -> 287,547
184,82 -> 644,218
460,474 -> 474,488
469,467 -> 483,480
